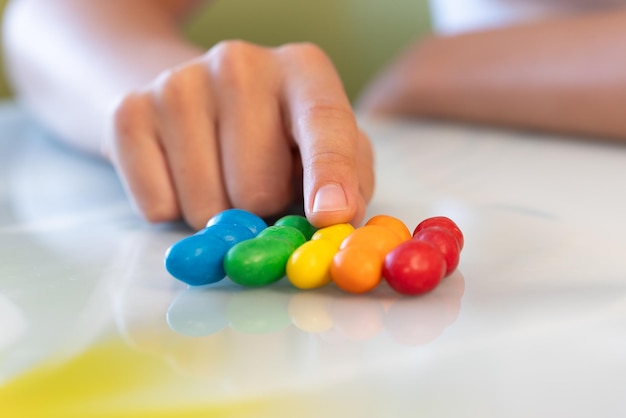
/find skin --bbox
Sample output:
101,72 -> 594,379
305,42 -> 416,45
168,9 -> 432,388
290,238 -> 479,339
2,0 -> 374,230
5,2 -> 626,230
358,8 -> 626,141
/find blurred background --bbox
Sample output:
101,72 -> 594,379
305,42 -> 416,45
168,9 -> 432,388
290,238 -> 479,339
0,0 -> 432,101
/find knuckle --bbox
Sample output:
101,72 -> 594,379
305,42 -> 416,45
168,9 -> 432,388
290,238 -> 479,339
307,149 -> 354,172
295,103 -> 358,148
156,63 -> 206,105
208,40 -> 262,88
112,93 -> 147,138
231,181 -> 292,217
300,103 -> 355,126
279,42 -> 328,63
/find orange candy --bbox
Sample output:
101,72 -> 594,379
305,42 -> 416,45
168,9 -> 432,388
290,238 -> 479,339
339,224 -> 402,258
331,246 -> 383,294
365,214 -> 412,242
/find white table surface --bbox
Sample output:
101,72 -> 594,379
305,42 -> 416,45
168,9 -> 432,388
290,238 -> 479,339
1,101 -> 625,418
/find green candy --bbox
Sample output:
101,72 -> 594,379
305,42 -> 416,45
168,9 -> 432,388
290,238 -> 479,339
224,236 -> 294,287
257,225 -> 306,250
274,215 -> 317,240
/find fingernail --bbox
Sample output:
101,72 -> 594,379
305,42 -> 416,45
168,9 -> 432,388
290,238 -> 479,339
312,183 -> 348,213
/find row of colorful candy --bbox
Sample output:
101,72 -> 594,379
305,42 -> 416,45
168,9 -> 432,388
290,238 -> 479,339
164,209 -> 464,295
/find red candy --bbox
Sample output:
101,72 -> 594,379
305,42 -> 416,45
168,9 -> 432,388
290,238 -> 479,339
383,240 -> 447,295
413,216 -> 464,250
413,226 -> 460,277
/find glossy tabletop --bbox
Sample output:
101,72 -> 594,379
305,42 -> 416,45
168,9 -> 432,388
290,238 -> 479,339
1,101 -> 625,417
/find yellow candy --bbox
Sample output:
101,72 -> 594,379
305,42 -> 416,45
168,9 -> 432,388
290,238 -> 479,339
286,239 -> 338,289
311,223 -> 355,248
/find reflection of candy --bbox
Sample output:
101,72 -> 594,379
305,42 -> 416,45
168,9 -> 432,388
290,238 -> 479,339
166,288 -> 229,337
384,297 -> 447,346
328,297 -> 384,341
384,272 -> 465,346
224,237 -> 295,287
227,290 -> 291,334
287,292 -> 333,333
162,271 -> 465,347
286,239 -> 337,290
164,234 -> 230,286
274,214 -> 318,240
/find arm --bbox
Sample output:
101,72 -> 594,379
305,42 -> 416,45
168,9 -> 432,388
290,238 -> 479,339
3,0 -> 374,230
3,0 -> 206,154
357,9 -> 626,140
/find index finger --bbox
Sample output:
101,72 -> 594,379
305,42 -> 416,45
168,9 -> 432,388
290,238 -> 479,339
278,43 -> 363,227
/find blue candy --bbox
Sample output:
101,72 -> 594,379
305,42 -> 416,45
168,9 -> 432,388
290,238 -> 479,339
206,208 -> 268,236
165,209 -> 266,286
196,223 -> 255,248
165,234 -> 230,286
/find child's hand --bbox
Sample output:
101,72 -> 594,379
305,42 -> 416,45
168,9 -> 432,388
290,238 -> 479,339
105,41 -> 374,230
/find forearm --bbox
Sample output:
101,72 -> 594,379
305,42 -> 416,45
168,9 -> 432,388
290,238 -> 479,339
360,10 -> 626,140
3,0 -> 206,155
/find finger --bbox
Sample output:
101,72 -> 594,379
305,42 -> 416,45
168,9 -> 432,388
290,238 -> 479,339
347,129 -> 376,227
279,43 -> 363,227
109,92 -> 181,223
153,63 -> 229,230
356,128 -> 376,205
209,41 -> 294,217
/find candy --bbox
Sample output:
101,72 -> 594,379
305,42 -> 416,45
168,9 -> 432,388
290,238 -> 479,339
328,222 -> 403,294
311,223 -> 355,248
165,234 -> 230,286
365,214 -> 412,242
165,209 -> 263,286
413,216 -> 464,250
274,215 -> 317,240
339,224 -> 402,258
413,226 -> 460,276
165,209 -> 465,297
206,208 -> 268,235
196,223 -> 255,247
257,225 -> 306,250
383,240 -> 447,295
286,239 -> 338,290
224,236 -> 295,287
331,245 -> 383,294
